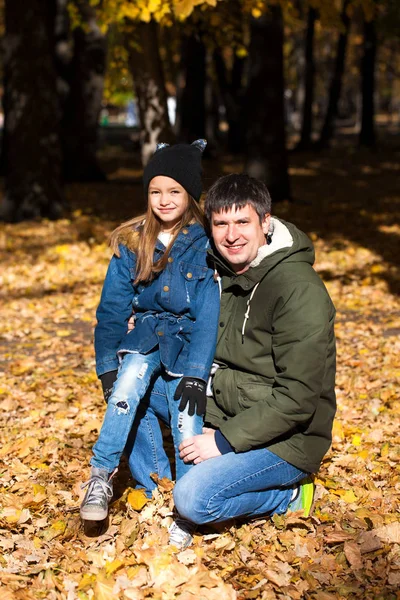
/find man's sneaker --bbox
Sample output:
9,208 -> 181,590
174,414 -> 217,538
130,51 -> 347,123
287,476 -> 314,517
169,518 -> 196,550
80,467 -> 115,521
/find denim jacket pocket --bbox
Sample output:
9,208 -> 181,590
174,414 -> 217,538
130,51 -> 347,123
179,261 -> 208,306
179,261 -> 208,280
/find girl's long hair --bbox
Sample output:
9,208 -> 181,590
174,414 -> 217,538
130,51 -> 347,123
109,195 -> 204,284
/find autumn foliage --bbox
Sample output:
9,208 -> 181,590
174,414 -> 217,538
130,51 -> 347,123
0,141 -> 399,599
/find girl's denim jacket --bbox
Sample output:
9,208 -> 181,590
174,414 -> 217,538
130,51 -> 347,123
95,223 -> 220,382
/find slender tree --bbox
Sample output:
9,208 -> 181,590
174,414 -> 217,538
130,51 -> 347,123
1,0 -> 65,221
176,31 -> 207,143
359,12 -> 377,146
316,0 -> 351,148
296,6 -> 318,150
59,0 -> 107,181
125,19 -> 173,165
214,50 -> 246,153
244,6 -> 290,201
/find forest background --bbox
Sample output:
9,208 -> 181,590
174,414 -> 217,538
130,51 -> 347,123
0,1 -> 399,599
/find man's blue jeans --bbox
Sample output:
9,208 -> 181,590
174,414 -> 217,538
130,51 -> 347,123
124,376 -> 307,519
91,351 -> 203,479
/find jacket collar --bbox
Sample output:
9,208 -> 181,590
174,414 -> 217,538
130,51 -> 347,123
155,222 -> 206,252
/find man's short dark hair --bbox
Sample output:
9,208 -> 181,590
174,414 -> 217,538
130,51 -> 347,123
205,173 -> 272,225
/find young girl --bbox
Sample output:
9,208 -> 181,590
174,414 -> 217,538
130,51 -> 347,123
80,140 -> 219,544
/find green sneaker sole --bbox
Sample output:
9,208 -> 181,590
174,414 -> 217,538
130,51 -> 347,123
300,478 -> 315,518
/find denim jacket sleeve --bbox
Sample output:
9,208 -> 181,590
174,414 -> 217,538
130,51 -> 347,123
184,269 -> 220,381
94,245 -> 135,376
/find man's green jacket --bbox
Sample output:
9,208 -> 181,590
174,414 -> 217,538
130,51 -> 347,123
205,217 -> 336,474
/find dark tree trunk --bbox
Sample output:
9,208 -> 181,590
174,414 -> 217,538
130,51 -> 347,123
175,32 -> 206,143
204,52 -> 220,155
1,0 -> 65,222
359,16 -> 377,147
296,7 -> 317,150
244,7 -> 290,201
126,20 -> 173,165
214,50 -> 246,153
59,0 -> 107,181
316,0 -> 351,148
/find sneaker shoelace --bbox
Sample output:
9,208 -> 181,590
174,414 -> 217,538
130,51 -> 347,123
81,476 -> 113,506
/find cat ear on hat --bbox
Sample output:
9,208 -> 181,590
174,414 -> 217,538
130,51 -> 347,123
191,139 -> 207,153
155,142 -> 170,152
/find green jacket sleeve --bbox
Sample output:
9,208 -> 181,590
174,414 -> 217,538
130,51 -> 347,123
219,282 -> 335,452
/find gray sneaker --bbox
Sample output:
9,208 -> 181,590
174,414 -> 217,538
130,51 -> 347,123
169,518 -> 196,550
80,467 -> 115,521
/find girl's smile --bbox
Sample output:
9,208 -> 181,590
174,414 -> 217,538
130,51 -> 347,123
149,176 -> 189,233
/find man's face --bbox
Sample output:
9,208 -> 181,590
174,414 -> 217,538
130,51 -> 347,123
211,204 -> 270,274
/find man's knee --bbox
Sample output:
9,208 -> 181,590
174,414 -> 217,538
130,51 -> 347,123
173,473 -> 211,525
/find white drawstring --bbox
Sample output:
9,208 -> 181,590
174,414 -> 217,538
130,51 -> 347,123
241,283 -> 260,343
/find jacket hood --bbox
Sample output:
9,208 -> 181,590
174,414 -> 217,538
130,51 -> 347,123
209,217 -> 315,286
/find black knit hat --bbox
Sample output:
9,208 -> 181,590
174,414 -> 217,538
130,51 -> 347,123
143,139 -> 207,202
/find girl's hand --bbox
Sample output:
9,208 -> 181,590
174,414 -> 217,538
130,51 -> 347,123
127,313 -> 135,332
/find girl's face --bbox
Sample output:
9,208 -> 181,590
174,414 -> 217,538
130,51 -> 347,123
148,176 -> 189,232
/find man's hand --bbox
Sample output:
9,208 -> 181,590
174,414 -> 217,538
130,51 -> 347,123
179,430 -> 221,464
174,377 -> 207,416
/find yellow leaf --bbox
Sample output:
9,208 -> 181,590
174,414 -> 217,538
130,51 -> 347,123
33,484 -> 46,496
78,573 -> 97,590
43,519 -> 67,541
352,434 -> 362,446
105,558 -> 124,576
94,575 -> 115,600
342,490 -> 358,503
380,442 -> 390,457
56,329 -> 73,337
332,420 -> 344,441
127,489 -> 149,511
3,507 -> 22,523
236,47 -> 248,58
357,450 -> 369,460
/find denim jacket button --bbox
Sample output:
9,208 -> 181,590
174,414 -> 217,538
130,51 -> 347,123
186,272 -> 193,279
182,229 -> 188,234
163,286 -> 169,292
157,331 -> 164,336
168,257 -> 173,263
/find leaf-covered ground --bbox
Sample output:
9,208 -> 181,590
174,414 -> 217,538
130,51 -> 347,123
1,138 -> 399,600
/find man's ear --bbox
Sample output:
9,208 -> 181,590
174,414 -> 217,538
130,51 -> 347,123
262,214 -> 271,235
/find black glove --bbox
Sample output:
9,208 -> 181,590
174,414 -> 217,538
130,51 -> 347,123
100,370 -> 118,403
174,377 -> 207,417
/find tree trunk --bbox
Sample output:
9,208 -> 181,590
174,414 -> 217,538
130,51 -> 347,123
359,16 -> 377,147
175,32 -> 206,144
316,0 -> 351,148
214,50 -> 245,153
244,7 -> 290,201
296,7 -> 317,150
1,0 -> 65,222
126,20 -> 173,165
59,0 -> 107,181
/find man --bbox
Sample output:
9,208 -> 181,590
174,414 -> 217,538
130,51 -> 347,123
125,173 -> 336,550
171,173 -> 336,545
